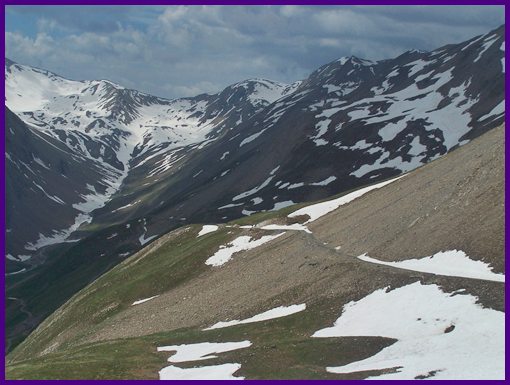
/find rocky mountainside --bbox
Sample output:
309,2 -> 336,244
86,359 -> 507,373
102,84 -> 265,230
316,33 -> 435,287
5,58 -> 298,258
6,124 -> 504,379
59,24 -> 506,245
5,107 -> 121,270
4,25 -> 505,352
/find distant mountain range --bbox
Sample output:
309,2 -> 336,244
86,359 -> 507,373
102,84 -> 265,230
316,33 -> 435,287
4,24 -> 505,351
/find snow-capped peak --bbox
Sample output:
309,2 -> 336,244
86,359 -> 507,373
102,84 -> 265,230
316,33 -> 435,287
219,78 -> 298,108
336,56 -> 375,66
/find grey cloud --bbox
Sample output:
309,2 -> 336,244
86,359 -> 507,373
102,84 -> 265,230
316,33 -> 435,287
5,5 -> 504,99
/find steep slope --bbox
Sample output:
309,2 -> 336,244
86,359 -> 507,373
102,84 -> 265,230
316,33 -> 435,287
5,25 -> 505,353
91,25 -> 504,240
5,59 -> 295,257
5,107 -> 126,263
6,124 -> 504,379
5,64 -> 299,349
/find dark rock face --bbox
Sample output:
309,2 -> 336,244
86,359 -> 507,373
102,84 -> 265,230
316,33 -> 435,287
5,108 -> 121,265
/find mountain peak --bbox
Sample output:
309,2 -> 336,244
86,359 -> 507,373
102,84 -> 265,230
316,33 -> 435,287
98,79 -> 125,90
336,56 -> 375,66
231,78 -> 286,89
5,57 -> 15,67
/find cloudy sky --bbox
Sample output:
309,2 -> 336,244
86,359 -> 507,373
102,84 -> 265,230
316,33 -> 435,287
5,5 -> 504,99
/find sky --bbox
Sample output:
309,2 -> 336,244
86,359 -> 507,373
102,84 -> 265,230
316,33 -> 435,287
5,5 -> 505,99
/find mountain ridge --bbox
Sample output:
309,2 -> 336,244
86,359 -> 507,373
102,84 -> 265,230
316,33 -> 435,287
4,24 -> 505,354
6,123 -> 504,379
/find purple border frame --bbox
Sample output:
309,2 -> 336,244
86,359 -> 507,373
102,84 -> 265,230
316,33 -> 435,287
0,1 -> 508,4
1,1 -> 507,383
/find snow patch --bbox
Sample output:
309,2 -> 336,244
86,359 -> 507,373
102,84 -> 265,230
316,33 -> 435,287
249,197 -> 262,206
287,182 -> 305,190
289,175 -> 404,223
357,250 -> 504,282
198,225 -> 219,237
158,341 -> 251,363
310,176 -> 337,186
132,295 -> 159,306
205,304 -> 306,330
478,100 -> 505,122
6,268 -> 27,276
159,363 -> 244,380
240,129 -> 266,147
218,202 -> 244,210
205,233 -> 285,267
24,213 -> 91,251
313,282 -> 504,380
139,219 -> 157,246
260,224 -> 311,234
232,176 -> 275,201
271,200 -> 295,211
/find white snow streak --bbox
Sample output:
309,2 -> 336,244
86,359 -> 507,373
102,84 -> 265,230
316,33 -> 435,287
232,176 -> 275,201
204,304 -> 306,330
289,175 -> 404,223
240,129 -> 266,147
260,224 -> 311,234
132,295 -> 159,306
357,250 -> 504,282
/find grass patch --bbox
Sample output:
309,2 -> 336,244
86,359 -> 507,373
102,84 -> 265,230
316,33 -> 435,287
6,300 -> 394,380
6,337 -> 167,380
8,225 -> 239,362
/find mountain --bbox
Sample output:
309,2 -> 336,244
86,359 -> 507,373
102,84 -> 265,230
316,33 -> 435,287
5,107 -> 123,269
5,59 -> 298,259
6,123 -> 504,379
88,24 -> 505,246
4,25 -> 505,352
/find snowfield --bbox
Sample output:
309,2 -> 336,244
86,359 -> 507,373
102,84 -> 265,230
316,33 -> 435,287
313,282 -> 504,379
